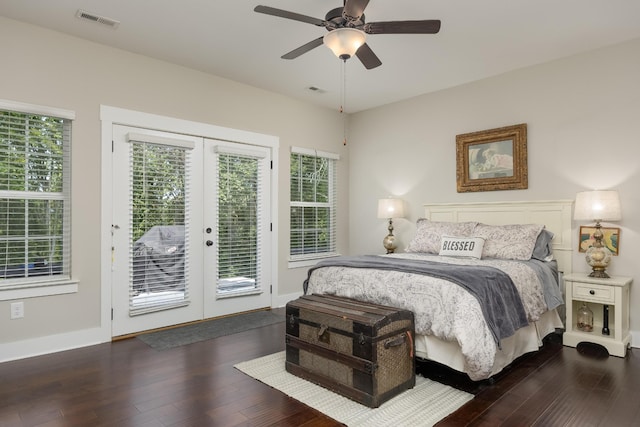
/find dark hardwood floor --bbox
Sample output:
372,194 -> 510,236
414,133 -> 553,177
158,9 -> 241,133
1,310 -> 639,426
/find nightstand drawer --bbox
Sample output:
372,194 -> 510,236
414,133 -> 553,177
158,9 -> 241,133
572,282 -> 614,304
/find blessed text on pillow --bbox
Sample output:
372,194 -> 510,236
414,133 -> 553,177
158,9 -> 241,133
439,236 -> 485,259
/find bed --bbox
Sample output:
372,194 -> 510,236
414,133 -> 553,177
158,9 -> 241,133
304,200 -> 573,381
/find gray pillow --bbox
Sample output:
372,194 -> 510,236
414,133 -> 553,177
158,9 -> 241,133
532,229 -> 554,261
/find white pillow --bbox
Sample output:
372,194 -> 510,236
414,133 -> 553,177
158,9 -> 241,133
439,236 -> 485,259
474,223 -> 544,260
406,219 -> 478,254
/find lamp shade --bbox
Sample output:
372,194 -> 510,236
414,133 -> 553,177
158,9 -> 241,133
574,190 -> 621,221
377,198 -> 404,219
323,28 -> 366,60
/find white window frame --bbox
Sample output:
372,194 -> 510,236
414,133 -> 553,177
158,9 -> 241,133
288,146 -> 339,268
0,99 -> 78,300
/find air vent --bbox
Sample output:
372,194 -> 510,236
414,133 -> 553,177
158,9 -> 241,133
76,9 -> 120,29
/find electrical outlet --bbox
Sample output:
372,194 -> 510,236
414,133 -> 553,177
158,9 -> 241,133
10,302 -> 24,319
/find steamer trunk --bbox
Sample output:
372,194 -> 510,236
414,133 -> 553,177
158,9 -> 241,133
285,294 -> 415,408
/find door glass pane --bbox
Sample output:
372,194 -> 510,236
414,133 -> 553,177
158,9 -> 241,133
216,153 -> 261,297
129,142 -> 190,315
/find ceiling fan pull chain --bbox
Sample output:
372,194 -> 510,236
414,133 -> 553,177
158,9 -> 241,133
341,59 -> 347,146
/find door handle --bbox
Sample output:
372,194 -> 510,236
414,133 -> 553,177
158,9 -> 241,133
206,240 -> 213,246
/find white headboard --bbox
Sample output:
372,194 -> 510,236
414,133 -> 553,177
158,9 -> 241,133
424,200 -> 573,275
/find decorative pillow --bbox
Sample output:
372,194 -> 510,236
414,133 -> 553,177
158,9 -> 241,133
474,223 -> 545,260
439,236 -> 485,259
406,219 -> 478,254
532,229 -> 555,262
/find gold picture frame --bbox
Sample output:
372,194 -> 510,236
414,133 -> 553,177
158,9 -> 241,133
579,226 -> 620,255
456,123 -> 528,193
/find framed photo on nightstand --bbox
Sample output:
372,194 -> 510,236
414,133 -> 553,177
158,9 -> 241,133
579,226 -> 620,255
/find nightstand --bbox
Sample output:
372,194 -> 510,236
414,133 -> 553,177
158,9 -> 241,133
563,273 -> 632,357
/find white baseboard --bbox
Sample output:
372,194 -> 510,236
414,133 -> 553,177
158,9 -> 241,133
0,293 -> 303,364
272,291 -> 303,308
630,330 -> 639,350
0,327 -> 110,363
2,310 -> 635,364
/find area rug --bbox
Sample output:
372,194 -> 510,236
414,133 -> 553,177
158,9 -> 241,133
235,352 -> 473,426
137,310 -> 283,350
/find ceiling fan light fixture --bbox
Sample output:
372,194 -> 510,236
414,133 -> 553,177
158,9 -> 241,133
323,28 -> 366,60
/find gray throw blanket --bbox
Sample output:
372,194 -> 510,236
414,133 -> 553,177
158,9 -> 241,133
303,255 -> 529,345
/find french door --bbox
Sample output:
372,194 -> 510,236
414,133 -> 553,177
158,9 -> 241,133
202,139 -> 272,318
111,125 -> 271,336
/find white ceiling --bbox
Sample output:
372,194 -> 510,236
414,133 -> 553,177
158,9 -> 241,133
2,0 -> 640,113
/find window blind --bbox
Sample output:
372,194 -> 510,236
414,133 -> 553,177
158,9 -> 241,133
216,150 -> 265,297
127,139 -> 192,315
289,147 -> 338,261
0,108 -> 71,284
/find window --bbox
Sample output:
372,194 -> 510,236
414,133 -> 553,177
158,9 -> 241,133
290,147 -> 339,262
0,101 -> 73,289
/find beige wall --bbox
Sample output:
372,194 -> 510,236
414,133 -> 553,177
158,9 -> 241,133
0,17 -> 349,348
347,37 -> 640,336
2,13 -> 639,356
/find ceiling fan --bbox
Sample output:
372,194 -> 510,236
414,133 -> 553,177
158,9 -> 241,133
254,0 -> 441,70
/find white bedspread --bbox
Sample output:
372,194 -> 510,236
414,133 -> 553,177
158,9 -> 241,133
305,253 -> 556,380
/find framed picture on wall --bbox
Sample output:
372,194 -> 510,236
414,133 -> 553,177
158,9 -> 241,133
579,226 -> 620,255
456,123 -> 528,192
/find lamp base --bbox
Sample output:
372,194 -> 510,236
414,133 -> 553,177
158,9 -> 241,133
584,222 -> 612,279
382,218 -> 397,254
382,234 -> 397,254
588,269 -> 610,279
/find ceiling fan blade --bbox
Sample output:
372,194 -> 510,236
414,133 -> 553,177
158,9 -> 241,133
281,37 -> 325,60
364,20 -> 441,34
342,0 -> 370,21
254,5 -> 326,26
355,43 -> 382,69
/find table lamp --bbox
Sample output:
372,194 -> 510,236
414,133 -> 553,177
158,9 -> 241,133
377,198 -> 405,254
573,190 -> 621,278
